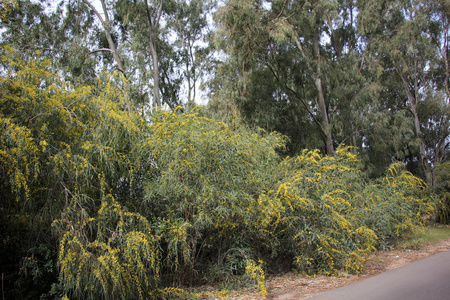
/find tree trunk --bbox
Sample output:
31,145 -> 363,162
144,0 -> 162,107
82,0 -> 125,75
100,0 -> 124,74
189,39 -> 197,103
292,32 -> 335,155
350,121 -> 358,152
411,99 -> 434,186
149,36 -> 161,107
315,77 -> 334,155
400,70 -> 433,186
313,36 -> 334,155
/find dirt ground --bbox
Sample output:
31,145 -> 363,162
220,236 -> 450,300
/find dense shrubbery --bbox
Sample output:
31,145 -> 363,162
254,150 -> 432,276
434,162 -> 450,224
0,47 -> 147,299
0,49 -> 436,299
129,109 -> 432,294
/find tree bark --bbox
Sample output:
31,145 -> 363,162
144,0 -> 162,107
315,77 -> 335,155
148,35 -> 161,107
82,0 -> 125,75
399,70 -> 433,186
313,34 -> 334,155
292,32 -> 335,155
411,100 -> 434,186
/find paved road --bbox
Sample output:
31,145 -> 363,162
307,250 -> 450,300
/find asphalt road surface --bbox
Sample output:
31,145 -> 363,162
307,250 -> 450,300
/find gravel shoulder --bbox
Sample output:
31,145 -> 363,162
222,233 -> 450,300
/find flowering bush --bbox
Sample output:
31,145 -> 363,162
0,48 -> 434,299
136,109 -> 432,291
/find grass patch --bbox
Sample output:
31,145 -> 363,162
400,225 -> 450,250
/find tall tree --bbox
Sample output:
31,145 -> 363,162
427,0 -> 450,167
114,0 -> 171,108
284,0 -> 337,155
170,0 -> 215,104
213,0 -> 370,155
81,0 -> 125,74
358,0 -> 449,185
0,0 -> 120,82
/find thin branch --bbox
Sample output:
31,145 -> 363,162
284,84 -> 325,134
89,48 -> 114,55
100,0 -> 109,24
276,0 -> 289,20
23,45 -> 57,52
81,0 -> 105,27
265,60 -> 324,134
155,0 -> 163,29
144,0 -> 155,31
81,0 -> 125,75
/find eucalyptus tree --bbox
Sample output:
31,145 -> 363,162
278,0 -> 338,155
114,0 -> 167,106
0,0 -> 119,83
358,0 -> 449,185
427,0 -> 450,168
113,0 -> 214,108
81,0 -> 124,74
113,0 -> 174,108
213,0 -> 370,155
169,0 -> 215,104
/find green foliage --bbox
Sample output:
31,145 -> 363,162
357,0 -> 449,185
51,103 -> 434,296
141,107 -> 284,226
434,162 -> 450,224
136,108 -> 432,287
211,0 -> 449,182
260,148 -> 377,275
358,163 -> 433,247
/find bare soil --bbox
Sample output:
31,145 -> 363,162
220,236 -> 450,300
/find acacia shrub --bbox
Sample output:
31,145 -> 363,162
254,148 -> 377,275
53,195 -> 160,300
0,47 -> 151,299
136,107 -> 285,289
136,108 -> 434,290
257,149 -> 432,275
356,163 -> 434,248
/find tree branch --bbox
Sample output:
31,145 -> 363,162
89,48 -> 114,55
81,0 -> 105,27
276,0 -> 289,20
